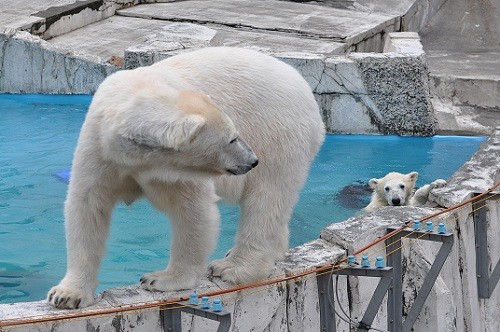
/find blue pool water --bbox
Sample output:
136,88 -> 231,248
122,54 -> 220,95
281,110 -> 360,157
0,94 -> 487,304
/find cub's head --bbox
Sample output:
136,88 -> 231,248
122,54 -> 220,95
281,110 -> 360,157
368,172 -> 418,206
106,87 -> 258,178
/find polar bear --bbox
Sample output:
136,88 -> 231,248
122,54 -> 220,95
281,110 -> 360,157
364,171 -> 446,212
47,47 -> 325,309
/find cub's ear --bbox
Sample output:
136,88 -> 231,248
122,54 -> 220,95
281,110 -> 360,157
407,171 -> 419,183
121,114 -> 206,151
368,178 -> 379,189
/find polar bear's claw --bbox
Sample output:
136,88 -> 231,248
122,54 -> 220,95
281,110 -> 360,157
47,285 -> 93,309
208,259 -> 240,284
140,271 -> 198,292
430,179 -> 447,189
208,256 -> 270,285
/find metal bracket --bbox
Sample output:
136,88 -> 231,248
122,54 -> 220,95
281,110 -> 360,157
317,266 -> 394,332
473,192 -> 500,299
385,226 -> 454,332
160,303 -> 231,332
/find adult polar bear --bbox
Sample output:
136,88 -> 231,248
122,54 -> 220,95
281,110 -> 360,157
47,47 -> 325,309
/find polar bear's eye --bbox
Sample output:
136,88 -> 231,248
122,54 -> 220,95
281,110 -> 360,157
229,138 -> 237,144
384,186 -> 390,192
400,184 -> 405,189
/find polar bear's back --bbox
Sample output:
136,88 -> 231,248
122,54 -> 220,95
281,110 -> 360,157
154,47 -> 324,160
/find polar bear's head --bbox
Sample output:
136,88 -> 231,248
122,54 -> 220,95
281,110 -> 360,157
107,88 -> 258,178
368,171 -> 418,206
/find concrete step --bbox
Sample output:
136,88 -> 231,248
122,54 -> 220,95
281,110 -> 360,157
426,51 -> 500,109
433,99 -> 500,136
47,15 -> 344,66
428,52 -> 500,135
117,0 -> 400,51
47,0 -> 403,67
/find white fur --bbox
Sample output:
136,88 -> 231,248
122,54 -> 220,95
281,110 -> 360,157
364,171 -> 447,212
47,47 -> 325,309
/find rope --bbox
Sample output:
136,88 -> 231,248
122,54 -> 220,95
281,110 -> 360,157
1,183 -> 498,329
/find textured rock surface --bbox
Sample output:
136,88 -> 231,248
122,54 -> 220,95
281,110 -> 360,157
0,29 -> 117,94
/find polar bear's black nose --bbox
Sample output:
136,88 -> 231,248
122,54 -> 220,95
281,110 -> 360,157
251,159 -> 259,168
392,198 -> 401,206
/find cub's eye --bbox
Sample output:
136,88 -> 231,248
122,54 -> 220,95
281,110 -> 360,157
400,184 -> 405,189
385,187 -> 390,192
229,138 -> 237,144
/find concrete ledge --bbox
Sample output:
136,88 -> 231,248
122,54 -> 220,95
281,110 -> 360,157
0,239 -> 345,332
430,126 -> 500,207
29,0 -> 117,39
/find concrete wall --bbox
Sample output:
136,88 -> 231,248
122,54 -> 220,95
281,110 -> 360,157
277,40 -> 436,136
0,28 -> 436,135
0,28 -> 117,94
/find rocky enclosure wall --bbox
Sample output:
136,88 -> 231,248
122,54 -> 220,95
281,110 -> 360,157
0,28 -> 436,135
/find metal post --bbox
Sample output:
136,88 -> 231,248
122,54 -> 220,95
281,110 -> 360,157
160,303 -> 231,332
333,267 -> 394,332
401,236 -> 453,331
474,193 -> 489,298
386,232 -> 402,332
357,272 -> 394,332
317,271 -> 336,332
386,226 -> 454,332
160,305 -> 182,332
474,192 -> 500,299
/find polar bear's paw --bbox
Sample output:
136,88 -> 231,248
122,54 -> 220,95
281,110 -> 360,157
47,285 -> 94,309
430,179 -> 447,189
208,256 -> 270,285
140,271 -> 198,292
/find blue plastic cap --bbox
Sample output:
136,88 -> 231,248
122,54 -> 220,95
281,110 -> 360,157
413,219 -> 421,230
189,293 -> 198,305
375,256 -> 384,268
201,296 -> 210,309
361,255 -> 370,268
438,222 -> 446,234
347,255 -> 356,266
425,221 -> 434,232
212,299 -> 222,312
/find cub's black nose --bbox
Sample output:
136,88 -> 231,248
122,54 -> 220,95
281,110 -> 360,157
392,198 -> 401,206
251,159 -> 259,168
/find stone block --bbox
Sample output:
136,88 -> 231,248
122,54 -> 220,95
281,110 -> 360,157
124,22 -> 220,69
275,53 -> 325,92
0,31 -> 116,94
325,94 -> 381,134
353,54 -> 437,135
383,31 -> 424,55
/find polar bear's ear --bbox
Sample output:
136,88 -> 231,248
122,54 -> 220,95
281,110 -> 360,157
121,114 -> 206,151
162,114 -> 206,150
407,171 -> 419,183
368,178 -> 379,189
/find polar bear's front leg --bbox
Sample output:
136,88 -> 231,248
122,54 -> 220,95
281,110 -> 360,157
139,180 -> 220,292
47,169 -> 117,309
209,189 -> 295,284
410,179 -> 447,206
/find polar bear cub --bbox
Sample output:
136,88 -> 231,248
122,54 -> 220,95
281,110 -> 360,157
364,171 -> 446,212
47,47 -> 325,309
